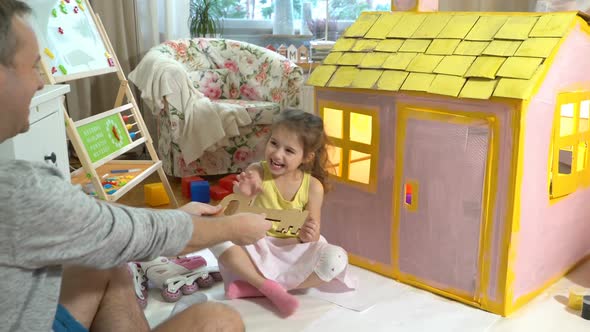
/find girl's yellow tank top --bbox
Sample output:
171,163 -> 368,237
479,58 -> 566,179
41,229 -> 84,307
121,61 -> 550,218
253,161 -> 310,238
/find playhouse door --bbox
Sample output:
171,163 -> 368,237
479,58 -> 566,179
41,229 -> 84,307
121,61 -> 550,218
396,109 -> 490,299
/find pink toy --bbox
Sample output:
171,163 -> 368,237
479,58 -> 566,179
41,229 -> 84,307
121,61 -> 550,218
128,262 -> 148,309
139,256 -> 222,302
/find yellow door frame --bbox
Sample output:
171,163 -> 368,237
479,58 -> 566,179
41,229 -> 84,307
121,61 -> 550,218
392,103 -> 500,309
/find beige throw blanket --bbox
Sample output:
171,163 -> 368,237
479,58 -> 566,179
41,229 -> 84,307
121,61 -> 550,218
129,50 -> 251,164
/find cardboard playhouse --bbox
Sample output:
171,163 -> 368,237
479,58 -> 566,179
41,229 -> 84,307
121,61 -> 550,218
307,10 -> 590,316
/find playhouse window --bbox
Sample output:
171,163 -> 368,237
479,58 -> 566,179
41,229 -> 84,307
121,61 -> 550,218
550,92 -> 590,198
324,108 -> 343,139
327,145 -> 343,177
320,105 -> 378,191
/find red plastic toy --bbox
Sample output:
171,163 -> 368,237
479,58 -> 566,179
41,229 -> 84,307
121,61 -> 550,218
218,173 -> 238,191
209,185 -> 231,201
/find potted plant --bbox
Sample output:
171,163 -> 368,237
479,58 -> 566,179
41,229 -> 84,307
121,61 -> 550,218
188,0 -> 223,38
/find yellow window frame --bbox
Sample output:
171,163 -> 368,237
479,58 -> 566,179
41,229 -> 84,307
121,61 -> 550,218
319,101 -> 380,193
550,91 -> 590,199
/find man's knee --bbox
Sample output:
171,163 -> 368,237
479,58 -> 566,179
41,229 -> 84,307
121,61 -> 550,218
181,302 -> 244,331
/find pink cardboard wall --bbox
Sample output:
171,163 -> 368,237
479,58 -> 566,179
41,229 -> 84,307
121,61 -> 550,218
318,91 -> 515,302
513,24 -> 590,300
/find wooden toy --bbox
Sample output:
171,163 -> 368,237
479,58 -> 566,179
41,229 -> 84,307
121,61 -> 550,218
277,44 -> 287,58
33,0 -> 176,206
287,44 -> 298,62
307,8 -> 590,316
144,182 -> 170,207
219,194 -> 308,236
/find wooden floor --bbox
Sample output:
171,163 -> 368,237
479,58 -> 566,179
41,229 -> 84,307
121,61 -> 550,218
116,173 -> 226,209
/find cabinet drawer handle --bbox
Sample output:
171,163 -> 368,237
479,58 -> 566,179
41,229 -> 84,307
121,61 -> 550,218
44,152 -> 57,164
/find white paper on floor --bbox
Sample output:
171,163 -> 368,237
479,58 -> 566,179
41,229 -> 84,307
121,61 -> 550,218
303,288 -> 500,332
302,265 -> 414,312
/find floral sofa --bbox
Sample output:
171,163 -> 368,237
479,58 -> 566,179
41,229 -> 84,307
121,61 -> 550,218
146,38 -> 303,177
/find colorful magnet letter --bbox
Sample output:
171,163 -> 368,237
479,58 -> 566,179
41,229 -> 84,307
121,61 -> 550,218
60,5 -> 67,14
58,65 -> 67,75
51,67 -> 57,74
107,58 -> 115,67
74,6 -> 79,13
58,27 -> 64,34
112,126 -> 120,141
79,3 -> 85,11
76,0 -> 82,3
65,0 -> 70,3
44,48 -> 55,59
52,8 -> 57,17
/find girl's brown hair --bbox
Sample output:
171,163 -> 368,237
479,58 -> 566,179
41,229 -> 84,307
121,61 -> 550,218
272,109 -> 332,192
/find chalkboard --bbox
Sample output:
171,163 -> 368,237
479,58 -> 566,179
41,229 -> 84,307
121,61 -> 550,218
25,0 -> 117,82
77,113 -> 131,163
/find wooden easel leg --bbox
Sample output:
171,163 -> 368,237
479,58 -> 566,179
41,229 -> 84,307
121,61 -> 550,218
114,80 -> 128,108
157,167 -> 178,207
125,84 -> 179,207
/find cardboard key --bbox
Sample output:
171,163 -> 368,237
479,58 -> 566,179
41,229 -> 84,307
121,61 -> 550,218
219,193 -> 308,236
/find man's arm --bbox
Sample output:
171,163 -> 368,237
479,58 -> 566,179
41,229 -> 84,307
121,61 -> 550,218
1,162 -> 271,269
0,162 -> 192,269
176,202 -> 271,255
178,213 -> 270,255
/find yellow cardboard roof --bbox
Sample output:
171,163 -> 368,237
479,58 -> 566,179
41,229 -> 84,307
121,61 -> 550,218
307,11 -> 589,100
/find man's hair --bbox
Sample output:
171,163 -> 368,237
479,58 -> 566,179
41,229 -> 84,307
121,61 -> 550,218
0,0 -> 31,66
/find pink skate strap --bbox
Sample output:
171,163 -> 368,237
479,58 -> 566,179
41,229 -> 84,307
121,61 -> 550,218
172,256 -> 207,270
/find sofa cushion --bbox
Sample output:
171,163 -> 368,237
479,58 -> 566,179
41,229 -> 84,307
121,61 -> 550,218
212,99 -> 280,125
188,69 -> 240,100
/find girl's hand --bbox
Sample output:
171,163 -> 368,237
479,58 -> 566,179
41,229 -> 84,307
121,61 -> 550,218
298,216 -> 320,243
233,170 -> 262,197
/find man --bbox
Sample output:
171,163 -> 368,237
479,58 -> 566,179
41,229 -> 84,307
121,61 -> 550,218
0,1 -> 271,331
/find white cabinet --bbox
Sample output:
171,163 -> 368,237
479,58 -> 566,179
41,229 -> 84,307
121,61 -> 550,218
0,85 -> 71,177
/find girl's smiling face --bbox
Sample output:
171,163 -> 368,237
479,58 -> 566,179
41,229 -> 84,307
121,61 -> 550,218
264,125 -> 306,177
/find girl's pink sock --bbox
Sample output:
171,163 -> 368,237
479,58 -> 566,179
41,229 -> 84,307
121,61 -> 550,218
258,279 -> 299,317
226,280 -> 263,299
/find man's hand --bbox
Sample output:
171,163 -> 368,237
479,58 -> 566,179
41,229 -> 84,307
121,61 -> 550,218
227,212 -> 271,245
180,202 -> 223,216
233,170 -> 262,197
298,217 -> 320,243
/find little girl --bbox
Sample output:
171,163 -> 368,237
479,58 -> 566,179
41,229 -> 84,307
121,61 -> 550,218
210,109 -> 356,317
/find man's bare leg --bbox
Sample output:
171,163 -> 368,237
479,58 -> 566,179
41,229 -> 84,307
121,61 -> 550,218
59,265 -> 244,331
155,302 -> 243,332
59,265 -> 150,332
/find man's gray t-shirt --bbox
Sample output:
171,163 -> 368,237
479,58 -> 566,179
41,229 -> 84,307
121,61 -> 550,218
0,161 -> 193,331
